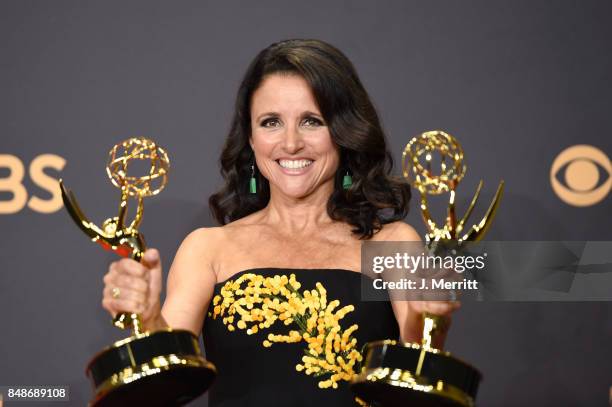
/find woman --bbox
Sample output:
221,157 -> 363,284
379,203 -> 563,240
102,39 -> 459,406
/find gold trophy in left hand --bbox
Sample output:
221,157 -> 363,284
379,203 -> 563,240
60,137 -> 216,406
352,130 -> 504,407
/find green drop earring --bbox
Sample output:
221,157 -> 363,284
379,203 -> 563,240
342,170 -> 352,190
249,164 -> 257,194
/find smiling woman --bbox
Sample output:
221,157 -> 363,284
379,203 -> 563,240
101,39 -> 460,407
209,39 -> 411,238
249,74 -> 340,199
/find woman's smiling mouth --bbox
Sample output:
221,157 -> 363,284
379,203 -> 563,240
276,159 -> 314,174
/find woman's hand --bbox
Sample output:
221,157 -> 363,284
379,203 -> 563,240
102,249 -> 165,330
407,300 -> 461,349
408,300 -> 461,317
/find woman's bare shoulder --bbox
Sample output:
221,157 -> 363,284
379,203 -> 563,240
181,213 -> 262,252
170,227 -> 221,268
213,211 -> 265,238
180,226 -> 223,246
373,221 -> 421,242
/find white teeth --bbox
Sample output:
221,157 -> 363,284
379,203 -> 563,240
278,159 -> 313,169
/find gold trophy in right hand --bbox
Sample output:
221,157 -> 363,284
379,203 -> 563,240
352,130 -> 504,407
60,137 -> 216,406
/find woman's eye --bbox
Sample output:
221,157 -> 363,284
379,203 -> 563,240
261,118 -> 280,128
302,117 -> 323,127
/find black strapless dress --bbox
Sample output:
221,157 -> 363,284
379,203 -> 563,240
203,268 -> 399,407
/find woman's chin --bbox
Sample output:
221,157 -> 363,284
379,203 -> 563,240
275,183 -> 314,199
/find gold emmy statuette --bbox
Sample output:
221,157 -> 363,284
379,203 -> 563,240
351,130 -> 504,407
60,137 -> 216,406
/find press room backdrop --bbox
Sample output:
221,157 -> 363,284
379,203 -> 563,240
1,1 -> 611,406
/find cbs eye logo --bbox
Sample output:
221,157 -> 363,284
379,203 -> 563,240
550,145 -> 611,207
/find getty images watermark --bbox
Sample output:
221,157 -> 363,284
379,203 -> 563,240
360,241 -> 484,302
360,241 -> 612,302
371,250 -> 485,291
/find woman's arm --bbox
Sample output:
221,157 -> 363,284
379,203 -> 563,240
151,228 -> 219,336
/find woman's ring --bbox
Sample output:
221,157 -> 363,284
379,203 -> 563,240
112,287 -> 121,299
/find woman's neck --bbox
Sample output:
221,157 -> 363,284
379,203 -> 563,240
261,182 -> 336,235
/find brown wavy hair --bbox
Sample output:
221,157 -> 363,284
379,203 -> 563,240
209,39 -> 411,239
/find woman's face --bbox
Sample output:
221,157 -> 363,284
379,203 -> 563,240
249,73 -> 340,199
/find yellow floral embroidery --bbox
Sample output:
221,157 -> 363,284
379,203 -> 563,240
209,273 -> 363,389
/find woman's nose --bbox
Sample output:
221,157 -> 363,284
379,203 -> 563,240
281,125 -> 305,153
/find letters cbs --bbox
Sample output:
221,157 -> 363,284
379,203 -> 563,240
0,154 -> 65,214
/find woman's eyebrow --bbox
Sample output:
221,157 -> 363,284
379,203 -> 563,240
254,112 -> 279,121
254,110 -> 323,122
300,110 -> 323,118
